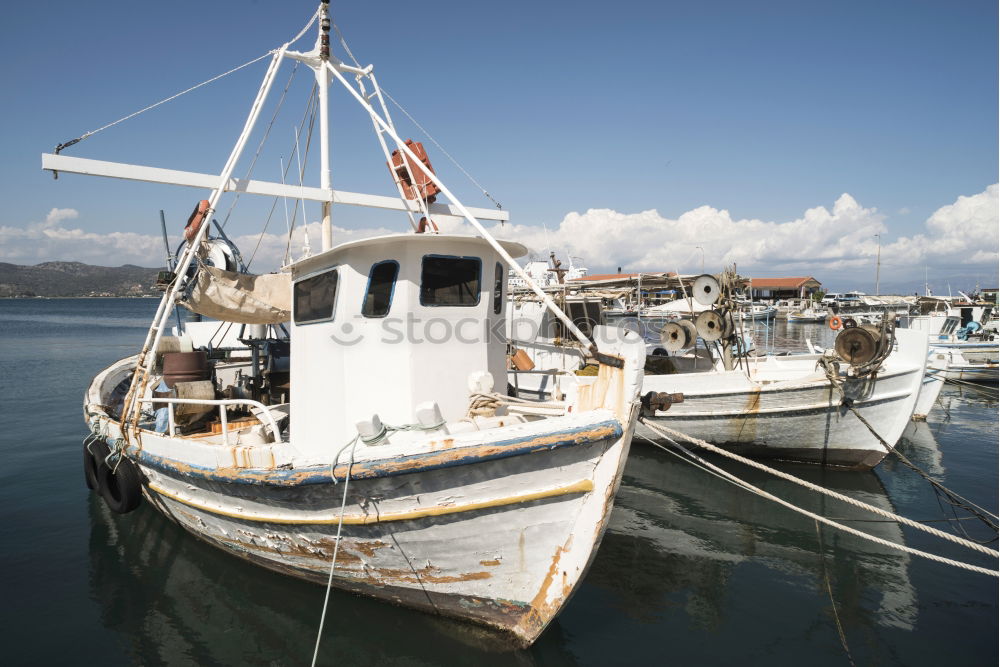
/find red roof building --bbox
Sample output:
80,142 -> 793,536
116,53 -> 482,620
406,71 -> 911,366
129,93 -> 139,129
743,276 -> 822,300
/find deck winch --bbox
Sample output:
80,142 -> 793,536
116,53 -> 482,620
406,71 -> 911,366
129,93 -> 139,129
834,321 -> 894,370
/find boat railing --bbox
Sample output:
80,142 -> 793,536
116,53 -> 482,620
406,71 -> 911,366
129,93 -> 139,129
137,397 -> 284,445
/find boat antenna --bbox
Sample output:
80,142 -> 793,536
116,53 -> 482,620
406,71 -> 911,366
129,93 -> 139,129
158,210 -> 174,271
319,0 -> 330,61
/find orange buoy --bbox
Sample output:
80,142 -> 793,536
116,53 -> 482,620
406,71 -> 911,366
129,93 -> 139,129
829,315 -> 843,330
184,200 -> 211,242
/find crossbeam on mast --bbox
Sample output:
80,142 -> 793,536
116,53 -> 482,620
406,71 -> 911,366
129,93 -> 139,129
40,153 -> 510,222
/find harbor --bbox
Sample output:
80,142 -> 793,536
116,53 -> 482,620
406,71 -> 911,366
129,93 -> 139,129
0,298 -> 996,664
0,1 -> 997,664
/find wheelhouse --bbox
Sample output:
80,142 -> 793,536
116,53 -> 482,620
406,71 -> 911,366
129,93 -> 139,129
288,233 -> 525,455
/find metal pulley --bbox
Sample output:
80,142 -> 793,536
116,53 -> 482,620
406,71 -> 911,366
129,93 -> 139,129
660,319 -> 697,351
834,324 -> 883,366
695,309 -> 729,341
692,274 -> 722,306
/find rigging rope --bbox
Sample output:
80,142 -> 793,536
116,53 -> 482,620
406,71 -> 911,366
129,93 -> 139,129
53,7 -> 316,157
244,83 -> 317,269
219,61 -> 301,230
379,87 -> 504,211
638,419 -> 999,577
327,17 -> 503,212
54,53 -> 273,154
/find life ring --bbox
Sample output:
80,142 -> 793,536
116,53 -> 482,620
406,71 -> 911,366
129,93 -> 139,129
829,316 -> 842,330
184,200 -> 211,242
98,455 -> 143,514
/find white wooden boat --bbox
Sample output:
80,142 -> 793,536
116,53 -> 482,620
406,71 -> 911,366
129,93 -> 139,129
61,2 -> 648,647
912,351 -> 950,420
786,306 -> 828,323
636,327 -> 929,468
509,284 -> 928,469
738,303 -> 777,320
900,315 -> 999,383
927,346 -> 999,382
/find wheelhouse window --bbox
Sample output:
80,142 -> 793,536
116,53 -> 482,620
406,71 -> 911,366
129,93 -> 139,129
492,262 -> 504,314
362,260 -> 399,318
293,269 -> 338,324
420,255 -> 481,307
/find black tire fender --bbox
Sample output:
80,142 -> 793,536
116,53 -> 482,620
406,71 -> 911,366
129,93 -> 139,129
84,439 -> 109,492
98,454 -> 143,514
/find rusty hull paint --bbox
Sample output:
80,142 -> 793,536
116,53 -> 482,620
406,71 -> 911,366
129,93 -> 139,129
166,519 -> 538,647
117,419 -> 622,487
509,404 -> 641,646
511,540 -> 574,643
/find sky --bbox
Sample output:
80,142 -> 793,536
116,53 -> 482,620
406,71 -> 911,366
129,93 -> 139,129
0,0 -> 996,294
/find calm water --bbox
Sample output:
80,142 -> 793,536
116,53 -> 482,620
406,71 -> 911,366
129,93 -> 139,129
1,299 -> 996,666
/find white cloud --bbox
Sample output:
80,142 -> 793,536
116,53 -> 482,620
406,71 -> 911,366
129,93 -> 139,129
2,186 -> 996,288
38,207 -> 79,229
0,215 -> 393,269
470,187 -> 996,283
470,192 -> 891,276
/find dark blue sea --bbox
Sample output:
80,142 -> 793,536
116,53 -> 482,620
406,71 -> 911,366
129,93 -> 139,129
1,299 -> 996,665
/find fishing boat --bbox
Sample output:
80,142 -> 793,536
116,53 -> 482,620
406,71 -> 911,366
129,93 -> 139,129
899,315 -> 999,383
912,352 -> 950,420
56,2 -> 648,647
786,306 -> 829,323
635,325 -> 928,468
509,273 -> 929,469
737,302 -> 777,321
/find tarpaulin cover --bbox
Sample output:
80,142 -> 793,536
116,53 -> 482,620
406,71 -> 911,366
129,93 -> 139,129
179,265 -> 291,324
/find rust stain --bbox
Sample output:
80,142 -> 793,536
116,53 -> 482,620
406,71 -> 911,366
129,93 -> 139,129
210,532 -> 363,565
480,559 -> 501,567
368,564 -> 491,585
514,536 -> 575,640
354,540 -> 389,558
732,386 -> 762,441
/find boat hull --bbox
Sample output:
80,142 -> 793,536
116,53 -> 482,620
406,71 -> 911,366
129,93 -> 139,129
929,345 -> 999,383
638,329 -> 928,469
88,408 -> 635,648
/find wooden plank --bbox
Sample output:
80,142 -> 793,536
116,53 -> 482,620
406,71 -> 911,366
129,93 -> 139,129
41,153 -> 509,221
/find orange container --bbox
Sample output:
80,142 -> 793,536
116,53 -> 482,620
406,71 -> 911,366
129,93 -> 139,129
510,348 -> 535,371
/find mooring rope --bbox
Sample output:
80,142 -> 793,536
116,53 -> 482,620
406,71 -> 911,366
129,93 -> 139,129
638,418 -> 999,575
311,433 -> 359,667
942,375 -> 1000,394
818,356 -> 999,531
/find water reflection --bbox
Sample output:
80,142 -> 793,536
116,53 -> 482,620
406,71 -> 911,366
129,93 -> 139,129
590,443 -> 917,634
898,421 -> 946,479
86,496 -> 573,666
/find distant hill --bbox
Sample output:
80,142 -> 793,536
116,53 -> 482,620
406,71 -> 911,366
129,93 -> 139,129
0,261 -> 163,298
